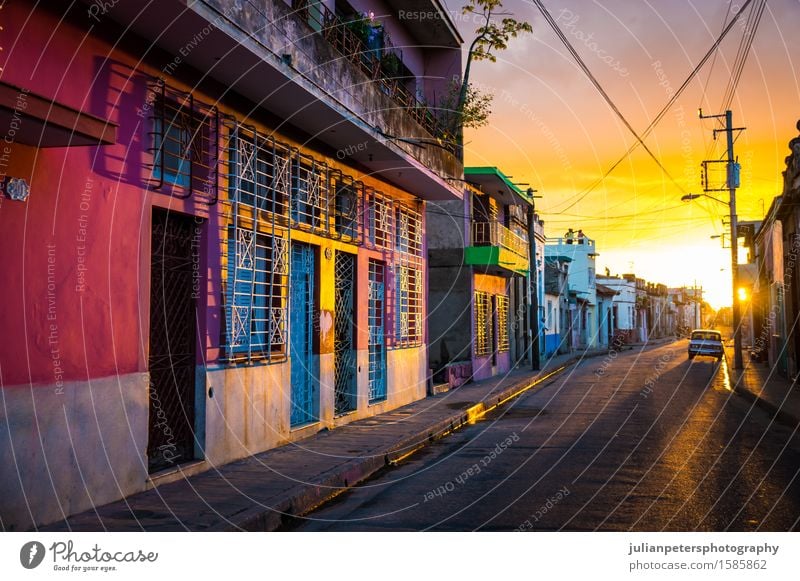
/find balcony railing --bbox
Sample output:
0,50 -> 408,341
472,222 -> 528,260
299,3 -> 456,154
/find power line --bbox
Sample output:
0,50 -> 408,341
545,0 -> 756,213
722,0 -> 767,111
531,0 -> 686,195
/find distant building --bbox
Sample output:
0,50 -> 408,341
545,232 -> 599,348
598,275 -> 636,343
752,196 -> 787,372
544,257 -> 572,356
596,284 -> 618,347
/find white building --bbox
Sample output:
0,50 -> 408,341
598,275 -> 637,343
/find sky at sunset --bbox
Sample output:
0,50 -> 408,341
444,0 -> 800,309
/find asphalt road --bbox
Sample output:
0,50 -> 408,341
291,341 -> 800,531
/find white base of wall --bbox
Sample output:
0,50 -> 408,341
0,346 -> 428,530
0,373 -> 149,531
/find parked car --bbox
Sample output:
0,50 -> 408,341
687,329 -> 724,361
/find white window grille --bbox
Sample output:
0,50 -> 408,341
225,226 -> 288,362
395,262 -> 423,346
395,205 -> 422,256
365,188 -> 393,249
330,170 -> 362,242
229,124 -> 290,217
291,154 -> 328,231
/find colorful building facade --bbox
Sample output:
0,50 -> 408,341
0,0 -> 462,529
427,167 -> 535,385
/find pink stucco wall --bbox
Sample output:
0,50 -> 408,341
0,3 -> 189,387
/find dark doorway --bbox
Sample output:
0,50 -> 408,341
148,208 -> 201,473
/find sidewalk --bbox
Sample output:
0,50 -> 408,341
724,344 -> 800,429
44,348 -> 609,532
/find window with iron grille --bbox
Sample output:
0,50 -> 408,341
224,225 -> 288,362
222,120 -> 289,363
474,291 -> 492,356
496,294 -> 510,352
150,84 -> 218,202
395,205 -> 422,256
228,123 -> 290,218
291,154 -> 328,231
330,170 -> 362,242
365,188 -> 393,249
395,262 -> 423,346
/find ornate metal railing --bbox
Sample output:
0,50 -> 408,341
472,222 -> 529,260
300,2 -> 456,154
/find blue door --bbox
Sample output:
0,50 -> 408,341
368,260 -> 387,403
290,243 -> 316,426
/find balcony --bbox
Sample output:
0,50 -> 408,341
88,0 -> 463,200
306,4 -> 455,153
465,222 -> 529,275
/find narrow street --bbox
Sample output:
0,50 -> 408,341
292,342 -> 800,531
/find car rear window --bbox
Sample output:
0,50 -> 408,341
691,331 -> 721,341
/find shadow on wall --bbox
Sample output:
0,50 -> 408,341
89,57 -> 152,188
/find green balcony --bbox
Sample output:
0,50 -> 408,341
465,222 -> 529,275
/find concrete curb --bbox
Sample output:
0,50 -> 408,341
730,384 -> 800,429
722,347 -> 800,431
221,359 -> 585,531
727,372 -> 800,431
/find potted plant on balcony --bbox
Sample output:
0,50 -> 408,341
346,12 -> 383,49
380,51 -> 401,77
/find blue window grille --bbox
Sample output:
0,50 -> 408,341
222,120 -> 290,364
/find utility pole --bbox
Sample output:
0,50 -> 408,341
527,188 -> 541,371
699,108 -> 744,369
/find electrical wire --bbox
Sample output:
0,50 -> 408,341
532,0 -> 686,197
544,0 -> 756,213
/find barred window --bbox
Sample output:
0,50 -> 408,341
229,126 -> 290,217
330,170 -> 362,242
396,205 -> 422,256
365,189 -> 393,249
150,85 -> 218,202
474,291 -> 492,357
395,263 -> 423,346
225,226 -> 288,362
496,294 -> 510,352
291,154 -> 328,230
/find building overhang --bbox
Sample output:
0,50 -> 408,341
382,0 -> 463,48
86,0 -> 462,201
0,81 -> 116,147
465,166 -> 532,206
465,245 -> 529,276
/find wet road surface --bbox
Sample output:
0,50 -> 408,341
291,342 -> 800,531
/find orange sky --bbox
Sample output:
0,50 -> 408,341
447,0 -> 800,309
